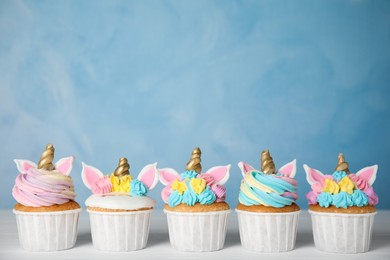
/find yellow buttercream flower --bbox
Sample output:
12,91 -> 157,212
172,179 -> 187,195
110,174 -> 132,193
190,178 -> 206,194
338,176 -> 355,194
322,178 -> 339,194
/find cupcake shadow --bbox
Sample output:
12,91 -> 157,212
223,231 -> 241,248
75,231 -> 92,247
147,232 -> 170,247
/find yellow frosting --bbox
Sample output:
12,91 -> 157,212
110,174 -> 132,193
338,176 -> 355,194
322,179 -> 339,194
239,181 -> 269,206
172,179 -> 187,195
244,171 -> 275,193
190,178 -> 206,194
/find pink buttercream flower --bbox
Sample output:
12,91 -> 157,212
161,184 -> 172,203
210,184 -> 226,202
198,174 -> 215,186
365,186 -> 379,205
91,176 -> 112,195
349,174 -> 369,191
306,191 -> 318,205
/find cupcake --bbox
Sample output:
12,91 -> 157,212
81,157 -> 159,251
12,144 -> 81,251
236,150 -> 300,252
304,153 -> 378,253
158,147 -> 231,252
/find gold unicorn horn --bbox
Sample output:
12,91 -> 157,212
113,157 -> 130,177
185,147 -> 202,174
261,149 -> 276,174
38,144 -> 55,170
335,153 -> 350,174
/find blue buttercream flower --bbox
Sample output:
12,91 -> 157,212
332,191 -> 353,208
317,192 -> 333,207
198,186 -> 216,205
168,190 -> 183,207
332,171 -> 347,182
352,189 -> 369,207
130,180 -> 148,197
180,170 -> 198,180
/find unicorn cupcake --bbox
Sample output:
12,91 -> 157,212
12,144 -> 81,251
158,147 -> 231,252
304,153 -> 378,253
236,150 -> 300,252
81,157 -> 158,251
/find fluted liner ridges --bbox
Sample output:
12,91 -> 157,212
236,210 -> 300,252
88,209 -> 153,251
13,208 -> 81,251
309,210 -> 376,253
164,210 -> 230,252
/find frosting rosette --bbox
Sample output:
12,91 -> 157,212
304,157 -> 378,208
81,159 -> 159,200
237,158 -> 298,208
159,167 -> 230,207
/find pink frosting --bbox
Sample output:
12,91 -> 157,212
210,184 -> 226,202
274,175 -> 298,186
306,190 -> 318,205
161,184 -> 172,203
12,167 -> 76,207
91,176 -> 112,195
349,174 -> 369,191
365,186 -> 379,205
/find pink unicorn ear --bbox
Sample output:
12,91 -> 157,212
158,168 -> 180,186
55,156 -> 74,176
237,161 -> 254,177
81,162 -> 105,189
356,165 -> 378,186
14,159 -> 37,173
137,163 -> 159,190
278,159 -> 297,178
204,165 -> 231,185
304,164 -> 326,185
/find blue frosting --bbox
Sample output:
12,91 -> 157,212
332,192 -> 353,208
198,186 -> 216,205
168,190 -> 183,207
130,180 -> 148,197
180,170 -> 198,180
182,185 -> 198,206
238,170 -> 298,208
332,171 -> 347,182
317,192 -> 333,207
351,189 -> 369,207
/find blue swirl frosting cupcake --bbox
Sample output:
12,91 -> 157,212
236,150 -> 300,252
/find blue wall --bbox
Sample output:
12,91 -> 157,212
1,0 -> 389,209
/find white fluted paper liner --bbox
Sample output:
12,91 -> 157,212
236,209 -> 300,252
164,209 -> 230,252
13,208 -> 81,251
87,209 -> 153,251
309,210 -> 376,253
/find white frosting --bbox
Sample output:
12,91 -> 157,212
85,194 -> 156,210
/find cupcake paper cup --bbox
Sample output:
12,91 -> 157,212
13,208 -> 81,251
309,210 -> 376,253
164,209 -> 230,252
236,209 -> 300,252
88,209 -> 153,251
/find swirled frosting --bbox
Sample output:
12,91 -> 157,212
12,167 -> 76,207
239,170 -> 298,208
305,166 -> 379,209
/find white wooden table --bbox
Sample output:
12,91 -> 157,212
0,209 -> 389,259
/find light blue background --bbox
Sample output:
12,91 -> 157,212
1,0 -> 389,209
